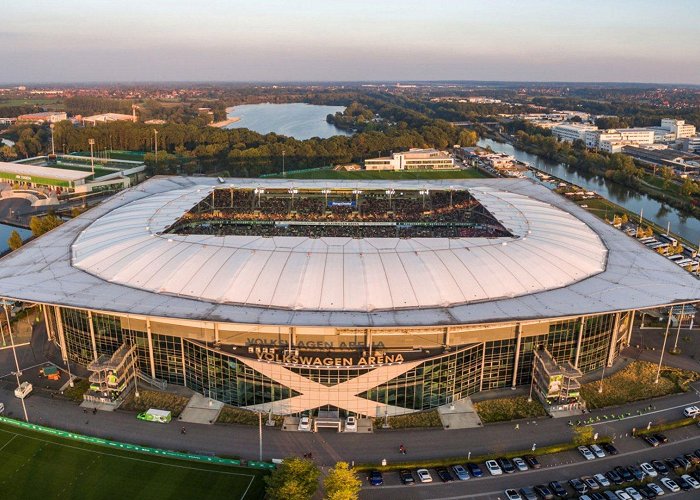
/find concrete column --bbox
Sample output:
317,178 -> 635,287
54,306 -> 68,361
479,342 -> 487,392
626,310 -> 636,345
444,327 -> 450,347
573,316 -> 586,369
367,328 -> 373,356
146,319 -> 157,379
214,322 -> 220,343
606,312 -> 621,367
87,310 -> 98,361
42,304 -> 53,341
180,338 -> 187,387
511,324 -> 522,388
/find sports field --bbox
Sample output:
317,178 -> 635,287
0,422 -> 267,500
273,168 -> 488,180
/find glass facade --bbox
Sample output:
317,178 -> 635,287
52,306 -> 626,414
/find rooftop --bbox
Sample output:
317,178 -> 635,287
0,161 -> 92,182
0,176 -> 698,327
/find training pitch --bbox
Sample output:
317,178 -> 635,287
0,422 -> 267,500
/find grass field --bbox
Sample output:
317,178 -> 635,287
0,98 -> 64,109
273,168 -> 488,180
0,422 -> 267,500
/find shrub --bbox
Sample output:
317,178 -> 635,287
384,410 -> 442,429
474,396 -> 546,423
120,390 -> 189,417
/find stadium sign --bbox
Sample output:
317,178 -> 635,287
248,347 -> 404,367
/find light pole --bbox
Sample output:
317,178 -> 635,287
88,139 -> 95,176
321,188 -> 331,209
352,189 -> 362,210
282,150 -> 286,177
154,129 -> 158,165
385,189 -> 395,211
672,305 -> 684,354
655,309 -> 673,384
258,411 -> 263,461
50,123 -> 55,156
3,299 -> 28,422
288,188 -> 298,211
254,188 -> 265,208
419,189 -> 429,210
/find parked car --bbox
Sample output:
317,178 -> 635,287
451,464 -> 469,481
681,474 -> 700,489
653,433 -> 668,444
368,470 -> 383,486
399,469 -> 414,485
548,480 -> 568,498
533,484 -> 554,500
466,462 -> 483,477
298,415 -> 311,431
642,435 -> 659,447
645,483 -> 664,496
650,460 -> 669,475
485,460 -> 502,476
602,492 -> 619,500
624,487 -> 643,500
497,457 -> 516,474
513,457 -> 528,471
505,489 -> 523,500
636,485 -> 657,499
590,444 -> 606,458
606,469 -> 623,485
614,490 -> 632,500
594,473 -> 611,487
659,477 -> 679,492
578,446 -> 596,460
601,443 -> 619,455
435,467 -> 452,482
683,405 -> 700,417
569,478 -> 588,494
685,453 -> 700,465
675,475 -> 691,491
582,476 -> 600,490
518,486 -> 538,500
614,466 -> 633,483
344,416 -> 357,432
416,468 -> 433,483
525,455 -> 542,469
640,462 -> 657,478
664,458 -> 681,471
590,493 -> 606,500
628,465 -> 645,481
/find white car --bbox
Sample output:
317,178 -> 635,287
589,444 -> 605,458
659,477 -> 680,492
344,416 -> 357,432
416,468 -> 432,483
594,473 -> 611,487
614,490 -> 632,500
485,460 -> 502,476
504,489 -> 522,500
451,464 -> 469,480
578,445 -> 596,460
681,474 -> 700,489
640,462 -> 657,478
646,482 -> 664,496
512,457 -> 528,471
624,487 -> 643,500
298,415 -> 311,431
14,381 -> 32,399
683,405 -> 700,417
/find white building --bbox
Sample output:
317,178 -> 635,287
586,129 -> 655,150
16,111 -> 67,124
83,112 -> 137,126
365,149 -> 455,171
660,119 -> 696,140
552,123 -> 598,143
681,136 -> 700,154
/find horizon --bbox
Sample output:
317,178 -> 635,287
4,0 -> 700,85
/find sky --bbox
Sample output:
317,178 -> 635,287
3,0 -> 700,84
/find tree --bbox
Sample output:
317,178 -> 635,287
265,457 -> 320,500
323,462 -> 361,500
7,230 -> 23,251
29,214 -> 63,237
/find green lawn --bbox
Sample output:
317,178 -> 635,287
274,168 -> 488,180
0,98 -> 64,109
0,422 -> 266,500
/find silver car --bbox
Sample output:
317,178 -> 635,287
512,457 -> 528,471
451,464 -> 469,481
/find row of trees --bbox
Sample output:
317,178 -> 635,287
265,458 -> 360,500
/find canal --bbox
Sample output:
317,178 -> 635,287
478,138 -> 700,244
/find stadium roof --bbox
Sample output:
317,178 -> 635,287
0,176 -> 698,327
0,161 -> 92,182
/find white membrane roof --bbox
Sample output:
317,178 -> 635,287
70,183 -> 606,311
0,161 -> 92,182
0,176 -> 698,327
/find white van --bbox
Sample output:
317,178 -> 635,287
683,406 -> 700,417
14,382 -> 33,399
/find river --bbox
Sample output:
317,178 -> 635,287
225,103 -> 349,140
478,138 -> 700,244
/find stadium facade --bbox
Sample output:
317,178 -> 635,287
1,176 -> 698,417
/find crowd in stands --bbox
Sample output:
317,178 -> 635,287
170,189 -> 510,239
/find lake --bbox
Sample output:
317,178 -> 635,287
478,138 -> 700,244
225,103 -> 349,140
0,223 -> 31,254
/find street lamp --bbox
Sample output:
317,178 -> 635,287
50,123 -> 55,156
3,299 -> 28,422
88,139 -> 95,176
321,188 -> 331,208
385,189 -> 395,211
672,304 -> 685,354
352,189 -> 362,209
419,189 -> 430,209
154,129 -> 158,165
655,309 -> 673,384
254,188 -> 265,208
282,150 -> 286,177
288,188 -> 298,210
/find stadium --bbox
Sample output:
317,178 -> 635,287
0,176 -> 698,418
